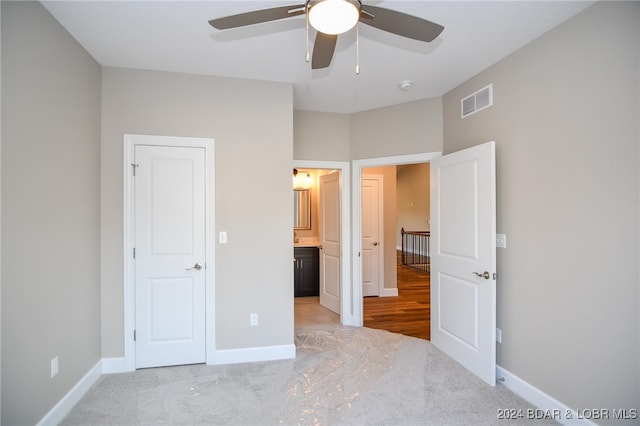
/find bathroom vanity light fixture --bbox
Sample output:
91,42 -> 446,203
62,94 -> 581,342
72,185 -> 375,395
293,168 -> 313,189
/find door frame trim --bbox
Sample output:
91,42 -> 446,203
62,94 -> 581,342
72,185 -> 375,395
123,134 -> 215,371
352,152 -> 441,326
293,160 -> 353,325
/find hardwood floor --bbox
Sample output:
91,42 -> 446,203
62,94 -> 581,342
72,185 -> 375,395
363,251 -> 430,340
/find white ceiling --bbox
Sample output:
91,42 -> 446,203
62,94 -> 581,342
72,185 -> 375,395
42,0 -> 595,113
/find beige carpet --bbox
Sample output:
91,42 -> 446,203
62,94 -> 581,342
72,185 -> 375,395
62,324 -> 553,425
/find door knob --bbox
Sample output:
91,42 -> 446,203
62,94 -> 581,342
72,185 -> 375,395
372,242 -> 379,246
473,271 -> 490,279
187,263 -> 203,271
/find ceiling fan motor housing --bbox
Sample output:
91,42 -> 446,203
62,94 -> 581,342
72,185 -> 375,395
306,0 -> 362,12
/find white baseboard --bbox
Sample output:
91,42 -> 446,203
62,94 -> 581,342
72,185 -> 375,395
36,345 -> 296,425
207,344 -> 296,365
37,360 -> 102,426
496,366 -> 596,426
379,287 -> 399,297
101,357 -> 127,374
105,345 -> 297,372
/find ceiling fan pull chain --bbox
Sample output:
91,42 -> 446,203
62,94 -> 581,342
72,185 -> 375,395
355,21 -> 360,74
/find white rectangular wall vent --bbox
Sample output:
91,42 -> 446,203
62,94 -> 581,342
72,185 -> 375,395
461,84 -> 493,118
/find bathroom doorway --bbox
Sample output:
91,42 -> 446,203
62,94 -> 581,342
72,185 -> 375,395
292,161 -> 351,327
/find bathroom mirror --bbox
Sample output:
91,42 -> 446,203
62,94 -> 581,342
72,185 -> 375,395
294,189 -> 311,230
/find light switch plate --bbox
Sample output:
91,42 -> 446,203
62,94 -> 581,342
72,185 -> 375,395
219,231 -> 227,244
496,234 -> 507,248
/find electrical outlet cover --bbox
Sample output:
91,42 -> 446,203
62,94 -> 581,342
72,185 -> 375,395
51,356 -> 59,378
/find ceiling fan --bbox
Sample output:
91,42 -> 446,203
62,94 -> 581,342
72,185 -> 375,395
208,0 -> 444,70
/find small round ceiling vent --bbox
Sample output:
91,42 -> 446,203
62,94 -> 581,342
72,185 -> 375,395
399,80 -> 413,91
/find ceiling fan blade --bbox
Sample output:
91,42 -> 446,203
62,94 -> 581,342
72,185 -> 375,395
209,4 -> 305,30
311,32 -> 337,69
360,6 -> 444,42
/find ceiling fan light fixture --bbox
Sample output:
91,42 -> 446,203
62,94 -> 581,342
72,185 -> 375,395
308,0 -> 361,35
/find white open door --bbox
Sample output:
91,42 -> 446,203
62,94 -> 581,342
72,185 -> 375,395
134,144 -> 207,368
319,172 -> 341,314
362,176 -> 383,297
430,141 -> 496,386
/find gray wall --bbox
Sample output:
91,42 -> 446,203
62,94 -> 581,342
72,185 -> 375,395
1,2 -> 102,424
293,110 -> 350,161
295,98 -> 444,163
442,1 -> 639,418
350,98 -> 443,159
396,163 -> 430,245
101,68 -> 294,355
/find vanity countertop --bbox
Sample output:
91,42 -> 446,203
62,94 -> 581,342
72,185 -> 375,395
294,242 -> 321,248
294,236 -> 320,247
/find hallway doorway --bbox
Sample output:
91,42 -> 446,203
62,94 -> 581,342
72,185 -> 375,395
354,153 -> 438,338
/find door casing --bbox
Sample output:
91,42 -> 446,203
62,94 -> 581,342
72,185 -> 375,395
123,134 -> 215,371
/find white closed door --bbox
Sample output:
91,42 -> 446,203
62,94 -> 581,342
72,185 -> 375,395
362,176 -> 383,297
319,172 -> 341,314
134,145 -> 206,369
430,141 -> 496,386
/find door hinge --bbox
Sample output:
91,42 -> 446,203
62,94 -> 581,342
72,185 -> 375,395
133,247 -> 136,259
131,163 -> 139,176
133,330 -> 136,341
